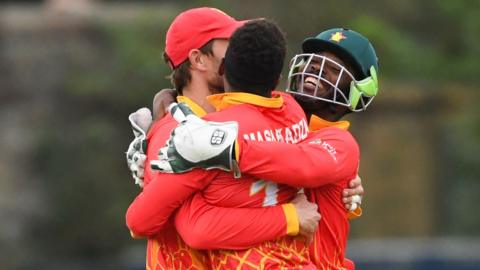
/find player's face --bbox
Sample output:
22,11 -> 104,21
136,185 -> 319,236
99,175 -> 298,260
287,51 -> 358,111
204,39 -> 229,94
299,51 -> 353,99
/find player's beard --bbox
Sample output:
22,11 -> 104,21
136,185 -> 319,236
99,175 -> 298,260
294,82 -> 351,117
208,75 -> 225,94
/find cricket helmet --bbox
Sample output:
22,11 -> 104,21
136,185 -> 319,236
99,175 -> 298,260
287,28 -> 379,112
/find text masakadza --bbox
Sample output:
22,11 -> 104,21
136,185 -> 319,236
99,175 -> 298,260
242,118 -> 309,144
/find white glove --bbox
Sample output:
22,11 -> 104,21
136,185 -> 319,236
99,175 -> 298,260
126,107 -> 152,187
150,103 -> 241,177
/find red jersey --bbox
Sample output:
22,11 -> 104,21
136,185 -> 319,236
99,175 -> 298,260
126,94 -> 307,269
234,115 -> 360,270
131,103 -> 209,270
306,117 -> 359,270
199,92 -> 313,270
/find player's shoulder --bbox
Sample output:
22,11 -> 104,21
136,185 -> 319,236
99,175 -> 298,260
273,90 -> 305,114
273,90 -> 296,107
312,126 -> 357,141
273,90 -> 293,101
204,104 -> 257,122
310,127 -> 359,151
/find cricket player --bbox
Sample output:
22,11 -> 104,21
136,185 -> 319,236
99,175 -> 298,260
150,28 -> 379,270
125,7 -> 364,270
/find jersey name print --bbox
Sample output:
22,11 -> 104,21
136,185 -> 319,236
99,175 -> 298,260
242,118 -> 308,143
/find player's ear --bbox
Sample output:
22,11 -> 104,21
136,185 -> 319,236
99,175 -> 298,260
218,58 -> 225,76
188,49 -> 207,71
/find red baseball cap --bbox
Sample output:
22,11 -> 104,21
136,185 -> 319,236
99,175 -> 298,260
165,7 -> 247,69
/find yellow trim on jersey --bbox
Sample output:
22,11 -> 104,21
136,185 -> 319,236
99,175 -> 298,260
309,115 -> 350,131
282,203 -> 300,236
207,92 -> 284,111
348,206 -> 363,220
176,95 -> 208,117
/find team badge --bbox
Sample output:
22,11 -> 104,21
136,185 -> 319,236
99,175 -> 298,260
210,129 -> 226,145
330,31 -> 347,43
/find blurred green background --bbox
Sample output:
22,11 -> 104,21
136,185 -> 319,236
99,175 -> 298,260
1,0 -> 479,269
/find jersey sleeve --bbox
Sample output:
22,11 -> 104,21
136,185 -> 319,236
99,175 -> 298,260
174,192 -> 299,250
125,169 -> 216,238
238,128 -> 359,188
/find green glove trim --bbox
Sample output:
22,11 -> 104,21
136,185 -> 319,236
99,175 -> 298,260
152,139 -> 236,174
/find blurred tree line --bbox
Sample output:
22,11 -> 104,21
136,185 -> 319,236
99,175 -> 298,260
0,0 -> 479,269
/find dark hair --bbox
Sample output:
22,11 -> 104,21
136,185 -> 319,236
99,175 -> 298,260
224,19 -> 286,96
163,40 -> 214,95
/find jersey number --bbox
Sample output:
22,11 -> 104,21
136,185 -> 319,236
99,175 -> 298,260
250,180 -> 279,206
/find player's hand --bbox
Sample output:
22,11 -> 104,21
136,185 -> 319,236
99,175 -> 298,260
153,88 -> 177,120
126,107 -> 152,187
291,193 -> 320,243
342,175 -> 363,211
150,103 -> 241,177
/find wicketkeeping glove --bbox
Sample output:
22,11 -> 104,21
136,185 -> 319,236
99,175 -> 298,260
150,103 -> 241,178
126,107 -> 152,187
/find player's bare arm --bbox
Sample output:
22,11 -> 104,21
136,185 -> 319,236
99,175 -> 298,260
152,88 -> 176,120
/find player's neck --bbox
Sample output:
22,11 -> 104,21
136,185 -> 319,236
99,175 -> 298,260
224,79 -> 272,97
182,78 -> 216,113
312,113 -> 340,122
311,107 -> 347,122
